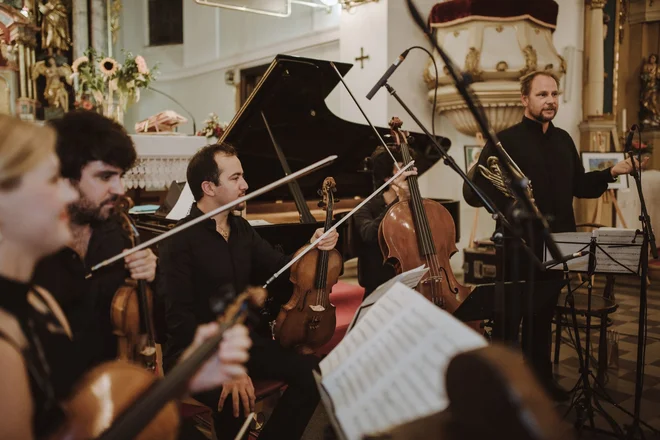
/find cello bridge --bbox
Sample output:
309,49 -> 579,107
309,305 -> 326,312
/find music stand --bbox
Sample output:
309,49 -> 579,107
545,228 -> 649,437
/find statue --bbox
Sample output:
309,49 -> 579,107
640,53 -> 660,127
31,56 -> 72,112
38,0 -> 71,55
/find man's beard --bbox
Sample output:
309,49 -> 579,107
68,195 -> 118,226
531,107 -> 557,123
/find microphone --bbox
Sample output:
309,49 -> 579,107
624,124 -> 638,153
542,249 -> 589,269
366,49 -> 411,100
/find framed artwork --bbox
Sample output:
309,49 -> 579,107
464,145 -> 483,171
581,152 -> 628,190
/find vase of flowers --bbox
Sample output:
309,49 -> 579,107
71,48 -> 158,124
197,113 -> 228,141
631,140 -> 653,159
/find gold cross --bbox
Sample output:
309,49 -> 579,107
355,47 -> 370,69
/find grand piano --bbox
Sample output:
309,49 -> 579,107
132,54 -> 460,262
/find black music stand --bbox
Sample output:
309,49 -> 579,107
545,229 -> 656,438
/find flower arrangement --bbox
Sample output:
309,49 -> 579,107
70,47 -> 158,123
197,113 -> 229,139
631,140 -> 653,156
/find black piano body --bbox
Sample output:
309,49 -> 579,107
132,54 -> 460,264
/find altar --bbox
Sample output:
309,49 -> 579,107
124,134 -> 208,192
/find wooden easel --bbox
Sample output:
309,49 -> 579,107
591,189 -> 628,229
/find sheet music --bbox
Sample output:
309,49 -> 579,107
319,282 -> 487,440
545,228 -> 641,274
346,265 -> 429,332
165,182 -> 194,220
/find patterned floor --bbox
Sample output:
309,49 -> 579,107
551,273 -> 660,439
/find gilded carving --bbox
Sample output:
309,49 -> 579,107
496,25 -> 503,33
589,0 -> 607,9
453,31 -> 460,37
31,56 -> 72,112
640,53 -> 660,127
464,47 -> 483,81
496,61 -> 508,72
520,45 -> 538,76
38,0 -> 71,55
558,54 -> 567,74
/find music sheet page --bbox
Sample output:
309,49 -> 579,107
319,282 -> 487,440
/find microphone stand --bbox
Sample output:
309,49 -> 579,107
394,0 -> 569,374
400,0 -> 564,263
625,127 -> 658,440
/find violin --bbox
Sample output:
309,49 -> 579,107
274,177 -> 341,354
49,287 -> 266,440
378,117 -> 480,332
110,196 -> 157,372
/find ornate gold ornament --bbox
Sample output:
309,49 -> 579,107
465,47 -> 483,81
520,45 -> 538,76
38,0 -> 71,55
31,57 -> 72,111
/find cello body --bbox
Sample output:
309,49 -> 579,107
379,200 -> 473,314
378,117 -> 480,333
274,177 -> 341,354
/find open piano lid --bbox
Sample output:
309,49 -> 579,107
218,54 -> 449,202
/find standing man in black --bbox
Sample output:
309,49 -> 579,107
32,110 -> 159,395
158,143 -> 339,440
463,70 -> 644,400
353,147 -> 417,297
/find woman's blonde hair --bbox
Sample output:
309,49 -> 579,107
0,115 -> 56,190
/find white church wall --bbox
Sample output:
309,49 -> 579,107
117,1 -> 342,134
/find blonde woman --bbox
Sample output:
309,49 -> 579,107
0,115 -> 251,439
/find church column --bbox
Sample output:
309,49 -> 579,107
17,43 -> 26,98
72,0 -> 89,59
90,0 -> 108,55
586,0 -> 606,116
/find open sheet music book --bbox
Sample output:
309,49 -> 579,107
347,265 -> 429,331
317,282 -> 487,440
544,228 -> 642,274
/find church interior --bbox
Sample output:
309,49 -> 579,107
4,0 -> 660,439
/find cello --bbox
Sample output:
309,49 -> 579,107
378,117 -> 480,332
274,177 -> 341,354
110,196 -> 158,372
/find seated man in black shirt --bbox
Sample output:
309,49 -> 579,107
353,147 -> 417,297
33,111 -> 159,394
159,143 -> 339,440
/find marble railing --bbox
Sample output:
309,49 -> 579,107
125,134 -> 210,191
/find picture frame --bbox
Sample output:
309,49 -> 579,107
464,145 -> 483,171
581,152 -> 628,190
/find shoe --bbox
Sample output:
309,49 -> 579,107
542,379 -> 570,402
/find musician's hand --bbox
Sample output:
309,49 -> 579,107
124,248 -> 157,282
186,324 -> 251,394
391,168 -> 418,202
611,156 -> 650,178
311,228 -> 339,251
218,373 -> 256,417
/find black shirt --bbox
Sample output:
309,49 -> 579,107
159,204 -> 291,372
466,116 -> 614,275
353,193 -> 397,296
0,275 -> 68,437
33,219 -> 131,392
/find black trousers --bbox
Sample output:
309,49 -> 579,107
193,332 -> 320,440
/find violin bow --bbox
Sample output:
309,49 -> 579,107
87,155 -> 338,276
263,160 -> 415,288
